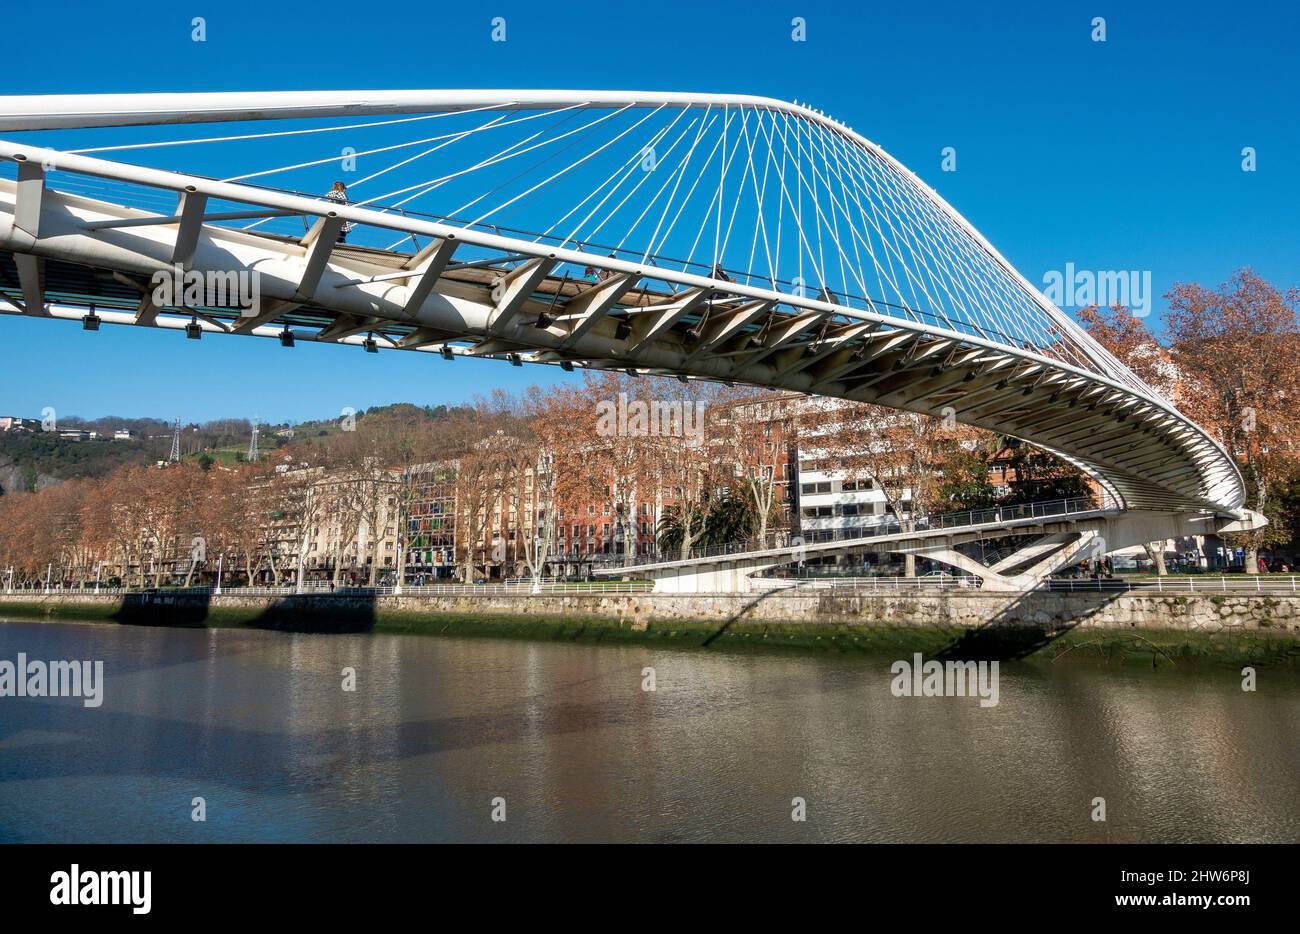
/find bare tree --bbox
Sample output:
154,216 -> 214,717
799,400 -> 980,576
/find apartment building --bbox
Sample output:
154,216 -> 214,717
402,461 -> 458,582
793,468 -> 898,540
303,468 -> 401,584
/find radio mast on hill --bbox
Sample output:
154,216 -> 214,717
247,418 -> 259,463
168,419 -> 181,463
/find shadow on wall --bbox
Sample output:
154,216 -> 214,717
699,585 -> 792,647
112,590 -> 214,628
246,592 -> 378,634
111,590 -> 378,634
934,588 -> 1120,662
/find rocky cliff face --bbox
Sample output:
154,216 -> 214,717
0,453 -> 62,497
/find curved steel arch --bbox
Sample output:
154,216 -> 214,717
0,90 -> 1249,516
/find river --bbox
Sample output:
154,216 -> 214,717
1,619 -> 1297,843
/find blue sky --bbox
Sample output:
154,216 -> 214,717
2,0 -> 1297,424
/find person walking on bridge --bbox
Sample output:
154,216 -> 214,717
325,181 -> 356,244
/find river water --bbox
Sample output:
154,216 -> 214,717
1,619 -> 1297,843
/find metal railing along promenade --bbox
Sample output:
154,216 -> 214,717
1044,575 -> 1300,595
770,575 -> 1300,595
2,574 -> 1296,599
0,581 -> 657,598
764,575 -> 983,592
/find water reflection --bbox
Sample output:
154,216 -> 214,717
0,620 -> 1296,842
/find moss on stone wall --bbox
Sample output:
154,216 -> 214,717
2,592 -> 1297,668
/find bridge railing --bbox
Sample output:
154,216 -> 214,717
592,496 -> 1104,569
0,581 -> 656,597
3,575 -> 1296,598
1044,575 -> 1300,595
765,575 -> 984,592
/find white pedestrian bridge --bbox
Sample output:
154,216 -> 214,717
0,90 -> 1263,583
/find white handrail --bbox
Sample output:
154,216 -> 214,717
3,576 -> 1296,598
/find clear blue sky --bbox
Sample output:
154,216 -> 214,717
2,0 -> 1297,424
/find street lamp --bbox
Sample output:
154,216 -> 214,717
393,536 -> 404,595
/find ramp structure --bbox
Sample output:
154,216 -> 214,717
591,497 -> 1261,592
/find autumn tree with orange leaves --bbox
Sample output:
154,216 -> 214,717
1080,270 -> 1300,572
1165,270 -> 1300,571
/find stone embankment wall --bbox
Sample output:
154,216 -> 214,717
1,589 -> 1295,634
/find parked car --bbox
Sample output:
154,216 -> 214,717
919,570 -> 973,587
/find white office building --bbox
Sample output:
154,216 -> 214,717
795,467 -> 903,540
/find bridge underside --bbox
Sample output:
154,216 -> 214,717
611,509 -> 1265,593
0,168 -> 1243,517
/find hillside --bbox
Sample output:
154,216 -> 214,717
0,433 -> 161,494
0,402 -> 464,494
